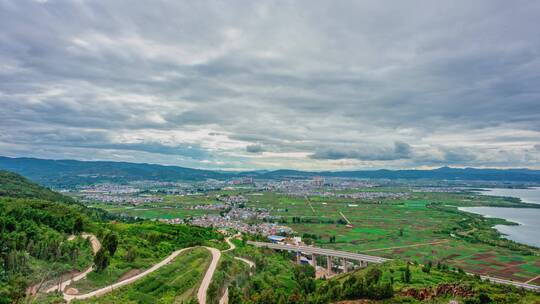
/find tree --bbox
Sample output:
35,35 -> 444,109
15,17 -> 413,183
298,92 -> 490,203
365,268 -> 382,285
73,217 -> 84,234
123,246 -> 137,262
228,284 -> 243,304
94,248 -> 110,272
422,261 -> 432,273
402,264 -> 412,283
478,293 -> 492,304
103,233 -> 118,257
399,228 -> 404,237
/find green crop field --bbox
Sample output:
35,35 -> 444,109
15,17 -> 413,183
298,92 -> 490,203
88,202 -> 220,219
85,189 -> 540,284
242,190 -> 540,284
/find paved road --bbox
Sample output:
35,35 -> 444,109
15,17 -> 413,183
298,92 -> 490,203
198,247 -> 221,304
479,274 -> 539,291
248,241 -> 390,263
249,241 -> 539,291
46,233 -> 101,293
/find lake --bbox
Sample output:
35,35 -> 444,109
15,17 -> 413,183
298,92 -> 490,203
459,187 -> 540,248
479,187 -> 540,204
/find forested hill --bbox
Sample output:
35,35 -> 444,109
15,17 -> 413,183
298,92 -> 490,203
0,156 -> 232,187
0,171 -> 221,303
0,170 -> 74,203
1,156 -> 540,187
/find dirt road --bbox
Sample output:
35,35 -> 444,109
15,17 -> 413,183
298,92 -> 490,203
64,247 -> 199,302
234,257 -> 255,269
198,247 -> 221,304
46,233 -> 101,294
219,235 -> 255,304
223,235 -> 237,252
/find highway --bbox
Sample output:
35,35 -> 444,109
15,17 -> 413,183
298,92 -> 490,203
248,241 -> 390,263
479,275 -> 539,291
248,241 -> 540,291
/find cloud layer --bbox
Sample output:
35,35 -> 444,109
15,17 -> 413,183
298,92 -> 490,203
1,0 -> 539,170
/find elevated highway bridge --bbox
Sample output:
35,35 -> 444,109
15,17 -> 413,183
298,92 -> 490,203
249,241 -> 540,291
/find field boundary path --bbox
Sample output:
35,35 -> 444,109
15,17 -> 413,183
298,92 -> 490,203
305,196 -> 317,215
525,275 -> 540,284
339,211 -> 352,226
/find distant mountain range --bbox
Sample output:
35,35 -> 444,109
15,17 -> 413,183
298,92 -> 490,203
1,156 -> 539,186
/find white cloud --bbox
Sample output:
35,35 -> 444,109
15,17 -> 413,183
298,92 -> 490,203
0,0 -> 539,169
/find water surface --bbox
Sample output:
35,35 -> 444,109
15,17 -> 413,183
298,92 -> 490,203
479,187 -> 540,205
458,207 -> 540,248
459,187 -> 540,248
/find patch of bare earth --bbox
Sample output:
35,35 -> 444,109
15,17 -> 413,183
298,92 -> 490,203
334,300 -> 376,304
65,288 -> 79,295
118,269 -> 142,282
401,283 -> 474,301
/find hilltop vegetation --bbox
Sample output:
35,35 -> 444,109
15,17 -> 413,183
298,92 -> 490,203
0,171 -> 221,304
0,172 -> 93,303
0,170 -> 74,203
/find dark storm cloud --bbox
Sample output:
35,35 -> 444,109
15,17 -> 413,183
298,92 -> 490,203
310,142 -> 412,161
246,144 -> 264,153
442,149 -> 477,163
1,0 -> 539,169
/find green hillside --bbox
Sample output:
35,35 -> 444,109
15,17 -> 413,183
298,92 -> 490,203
0,171 -> 222,304
0,170 -> 74,203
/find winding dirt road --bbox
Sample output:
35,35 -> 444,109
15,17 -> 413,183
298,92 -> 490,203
46,233 -> 101,294
197,247 -> 221,304
52,234 -> 251,303
64,247 -> 202,302
218,235 -> 255,304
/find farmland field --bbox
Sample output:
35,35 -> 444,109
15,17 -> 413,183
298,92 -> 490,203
243,191 -> 540,284
87,188 -> 540,284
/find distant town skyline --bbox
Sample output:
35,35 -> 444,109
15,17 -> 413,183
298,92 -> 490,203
1,1 -> 540,170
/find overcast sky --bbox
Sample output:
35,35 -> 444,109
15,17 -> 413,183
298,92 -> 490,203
1,0 -> 540,170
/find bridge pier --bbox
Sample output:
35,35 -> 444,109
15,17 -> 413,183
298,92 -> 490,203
296,252 -> 301,264
326,256 -> 332,273
342,258 -> 348,272
311,254 -> 317,267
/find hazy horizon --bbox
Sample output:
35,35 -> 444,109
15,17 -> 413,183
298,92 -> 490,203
1,1 -> 540,170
